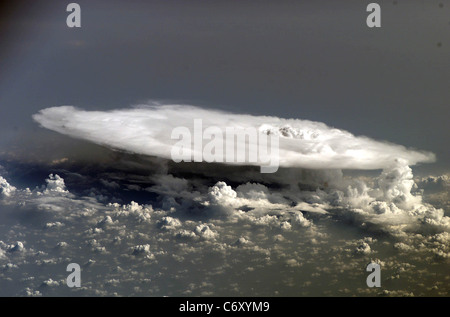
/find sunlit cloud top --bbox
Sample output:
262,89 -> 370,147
33,104 -> 435,170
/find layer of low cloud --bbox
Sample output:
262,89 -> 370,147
0,166 -> 448,296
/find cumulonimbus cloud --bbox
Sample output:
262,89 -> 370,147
32,104 -> 435,170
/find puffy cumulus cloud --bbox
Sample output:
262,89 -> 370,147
375,160 -> 421,209
198,180 -> 320,240
22,288 -> 42,297
355,241 -> 372,255
0,176 -> 16,198
208,181 -> 237,203
0,169 -> 449,297
292,212 -> 312,228
44,174 -> 68,194
394,242 -> 414,252
235,182 -> 289,205
194,224 -> 217,240
0,248 -> 6,260
203,181 -> 240,215
158,216 -> 182,231
174,229 -> 197,241
6,241 -> 25,253
233,237 -> 251,246
33,104 -> 435,170
414,174 -> 450,212
131,244 -> 152,256
96,216 -> 115,228
191,165 -> 447,253
41,278 -> 60,287
298,160 -> 450,242
285,258 -> 302,268
112,201 -> 153,223
235,183 -> 270,200
416,174 -> 450,192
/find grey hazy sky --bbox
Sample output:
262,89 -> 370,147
1,0 -> 449,173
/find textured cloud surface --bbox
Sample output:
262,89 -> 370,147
0,166 -> 449,296
33,104 -> 435,170
0,104 -> 446,296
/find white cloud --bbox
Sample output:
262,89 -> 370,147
41,279 -> 60,287
131,244 -> 151,256
33,104 -> 435,170
292,211 -> 312,228
285,258 -> 301,267
158,216 -> 182,231
28,105 -> 448,263
416,174 -> 450,192
194,224 -> 217,240
208,181 -> 237,204
0,176 -> 16,198
0,149 -> 448,296
7,241 -> 24,253
233,237 -> 250,246
44,174 -> 68,194
113,201 -> 152,223
0,248 -> 6,260
355,241 -> 371,255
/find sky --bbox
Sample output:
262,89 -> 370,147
0,0 -> 449,173
0,0 -> 449,297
